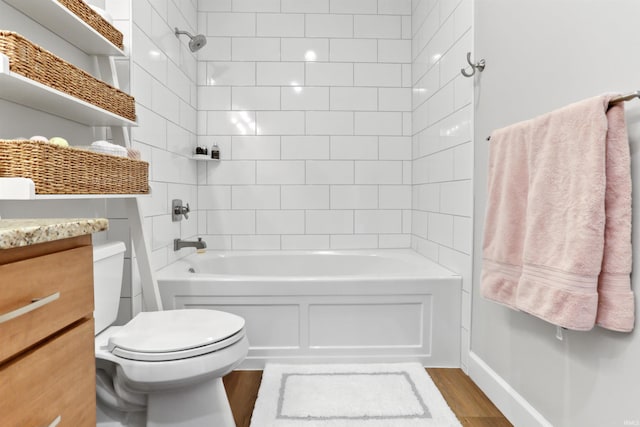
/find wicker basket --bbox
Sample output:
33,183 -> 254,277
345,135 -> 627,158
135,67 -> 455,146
0,31 -> 135,121
57,0 -> 124,49
0,140 -> 149,195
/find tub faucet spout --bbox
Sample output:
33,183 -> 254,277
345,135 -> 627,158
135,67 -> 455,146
174,237 -> 207,251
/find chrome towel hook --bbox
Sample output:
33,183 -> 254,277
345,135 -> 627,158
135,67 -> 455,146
460,52 -> 485,77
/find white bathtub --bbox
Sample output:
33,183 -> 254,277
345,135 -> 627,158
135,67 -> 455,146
156,249 -> 462,368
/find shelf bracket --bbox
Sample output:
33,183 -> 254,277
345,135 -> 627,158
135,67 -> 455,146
126,198 -> 163,311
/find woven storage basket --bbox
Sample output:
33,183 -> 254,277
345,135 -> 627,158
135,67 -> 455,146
0,140 -> 149,194
57,0 -> 124,49
0,31 -> 135,121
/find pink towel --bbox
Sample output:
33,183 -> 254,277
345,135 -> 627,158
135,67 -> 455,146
481,95 -> 634,332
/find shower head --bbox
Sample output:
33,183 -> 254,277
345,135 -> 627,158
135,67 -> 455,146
174,27 -> 207,52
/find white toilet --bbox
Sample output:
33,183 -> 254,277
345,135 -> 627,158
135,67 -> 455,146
93,242 -> 249,427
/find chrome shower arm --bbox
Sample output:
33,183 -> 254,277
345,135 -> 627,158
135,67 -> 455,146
174,28 -> 194,38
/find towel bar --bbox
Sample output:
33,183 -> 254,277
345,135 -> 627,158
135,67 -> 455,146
610,90 -> 640,104
485,91 -> 640,141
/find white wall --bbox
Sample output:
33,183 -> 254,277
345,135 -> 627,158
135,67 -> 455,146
410,0 -> 473,369
195,0 -> 413,250
471,1 -> 640,426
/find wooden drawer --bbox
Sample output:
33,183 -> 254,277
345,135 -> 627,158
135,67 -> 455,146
0,245 -> 93,363
0,319 -> 96,427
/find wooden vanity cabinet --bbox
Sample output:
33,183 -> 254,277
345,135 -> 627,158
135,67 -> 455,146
0,234 -> 96,427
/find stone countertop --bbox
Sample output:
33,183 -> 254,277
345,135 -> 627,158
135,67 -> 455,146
0,218 -> 108,249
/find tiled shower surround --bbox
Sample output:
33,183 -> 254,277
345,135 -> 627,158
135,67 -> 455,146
106,0 -> 473,342
196,0 -> 414,250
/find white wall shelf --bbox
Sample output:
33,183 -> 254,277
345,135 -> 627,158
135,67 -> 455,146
34,193 -> 149,200
0,54 -> 135,127
4,0 -> 125,56
0,177 -> 149,200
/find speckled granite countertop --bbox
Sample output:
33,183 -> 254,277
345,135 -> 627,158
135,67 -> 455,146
0,218 -> 108,249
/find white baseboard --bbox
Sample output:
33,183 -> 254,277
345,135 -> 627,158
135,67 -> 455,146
468,351 -> 554,427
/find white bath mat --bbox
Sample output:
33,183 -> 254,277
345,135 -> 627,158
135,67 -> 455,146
250,363 -> 462,427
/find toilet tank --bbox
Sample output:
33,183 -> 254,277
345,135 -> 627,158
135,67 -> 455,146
93,241 -> 126,335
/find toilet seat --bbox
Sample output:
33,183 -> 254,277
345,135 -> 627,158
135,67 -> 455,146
107,309 -> 245,362
96,326 -> 249,390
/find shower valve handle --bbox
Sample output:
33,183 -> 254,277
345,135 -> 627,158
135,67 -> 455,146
172,199 -> 190,221
176,203 -> 190,219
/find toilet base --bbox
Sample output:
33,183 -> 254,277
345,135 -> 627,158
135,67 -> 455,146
97,405 -> 145,427
147,377 -> 235,427
95,322 -> 248,427
97,376 -> 236,427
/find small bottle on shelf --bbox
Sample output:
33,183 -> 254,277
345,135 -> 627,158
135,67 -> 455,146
211,143 -> 220,160
195,146 -> 208,156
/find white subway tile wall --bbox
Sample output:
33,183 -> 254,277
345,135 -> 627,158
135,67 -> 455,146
410,0 -> 473,370
198,0 -> 413,249
102,0 -> 200,319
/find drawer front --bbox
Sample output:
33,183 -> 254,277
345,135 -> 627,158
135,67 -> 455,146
0,245 -> 93,362
0,319 -> 96,427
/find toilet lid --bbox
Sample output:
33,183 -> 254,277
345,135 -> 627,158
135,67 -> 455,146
108,309 -> 245,361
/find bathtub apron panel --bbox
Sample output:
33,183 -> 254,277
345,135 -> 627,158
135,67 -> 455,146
157,250 -> 462,368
